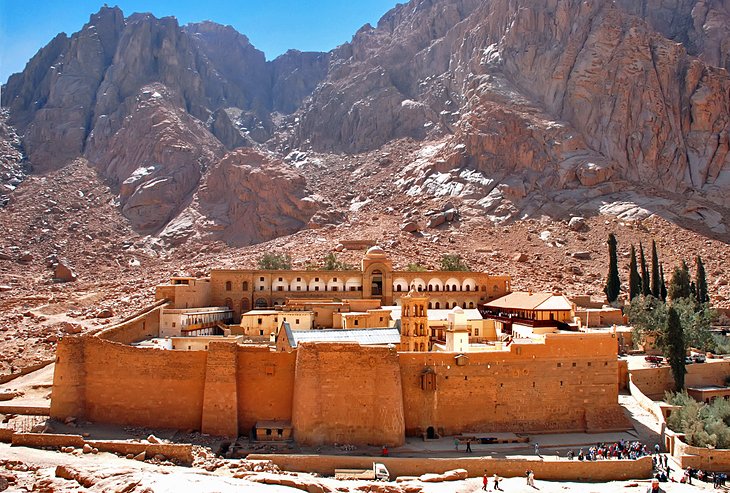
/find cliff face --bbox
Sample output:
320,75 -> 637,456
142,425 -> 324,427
295,0 -> 730,213
1,0 -> 729,243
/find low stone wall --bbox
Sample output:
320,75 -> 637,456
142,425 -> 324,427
11,432 -> 85,448
0,428 -> 14,443
8,432 -> 193,465
667,433 -> 730,471
0,404 -> 50,416
628,376 -> 666,431
86,440 -> 193,465
0,360 -> 54,385
246,454 -> 653,481
94,299 -> 167,344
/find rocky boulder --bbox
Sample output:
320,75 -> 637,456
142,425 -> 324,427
193,148 -> 321,246
53,260 -> 77,282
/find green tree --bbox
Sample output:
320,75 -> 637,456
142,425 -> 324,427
257,252 -> 292,270
651,240 -> 661,298
628,295 -> 668,349
440,254 -> 470,271
405,263 -> 427,272
322,252 -> 354,271
673,298 -> 717,352
628,296 -> 717,353
639,242 -> 650,296
660,265 -> 668,302
695,255 -> 709,304
629,244 -> 642,300
604,233 -> 621,303
666,305 -> 686,391
669,261 -> 692,301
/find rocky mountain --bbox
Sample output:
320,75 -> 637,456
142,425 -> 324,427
2,0 -> 730,246
1,0 -> 730,248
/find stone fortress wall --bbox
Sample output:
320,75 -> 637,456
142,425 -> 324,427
51,315 -> 628,444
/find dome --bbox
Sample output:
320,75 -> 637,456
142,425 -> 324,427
451,306 -> 464,314
365,246 -> 386,259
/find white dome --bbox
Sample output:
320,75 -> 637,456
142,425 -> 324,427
365,246 -> 386,258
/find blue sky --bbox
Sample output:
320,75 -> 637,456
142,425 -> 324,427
0,1 -> 399,84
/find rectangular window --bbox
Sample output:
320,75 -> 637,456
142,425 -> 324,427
259,286 -> 264,291
297,277 -> 301,282
474,328 -> 479,336
260,277 -> 264,282
332,286 -> 338,292
259,330 -> 264,336
297,286 -> 301,291
278,277 -> 283,282
257,318 -> 263,324
333,277 -> 337,282
315,286 -> 319,291
315,277 -> 319,282
354,320 -> 359,326
172,322 -> 176,327
295,319 -> 300,324
350,286 -> 356,291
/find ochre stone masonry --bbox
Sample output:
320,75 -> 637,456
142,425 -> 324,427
52,330 -> 628,443
159,247 -> 511,322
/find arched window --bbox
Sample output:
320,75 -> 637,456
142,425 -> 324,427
396,285 -> 402,292
225,281 -> 232,291
435,302 -> 440,309
435,285 -> 440,292
465,285 -> 470,291
452,284 -> 458,291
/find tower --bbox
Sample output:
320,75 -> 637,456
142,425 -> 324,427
400,287 -> 429,351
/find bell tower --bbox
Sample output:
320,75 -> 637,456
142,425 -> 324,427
400,287 -> 429,352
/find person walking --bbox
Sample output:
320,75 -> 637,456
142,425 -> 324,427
527,469 -> 536,488
454,437 -> 459,451
493,473 -> 502,491
482,471 -> 488,491
466,438 -> 473,453
534,442 -> 540,456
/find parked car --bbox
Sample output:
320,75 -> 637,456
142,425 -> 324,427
645,355 -> 664,365
685,356 -> 694,365
692,354 -> 706,363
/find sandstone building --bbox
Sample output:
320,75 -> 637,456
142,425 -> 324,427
156,247 -> 511,322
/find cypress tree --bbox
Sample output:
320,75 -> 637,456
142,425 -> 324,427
660,265 -> 668,302
669,261 -> 692,301
629,245 -> 642,300
639,242 -> 650,296
651,240 -> 661,298
696,255 -> 709,304
604,233 -> 621,303
666,305 -> 686,391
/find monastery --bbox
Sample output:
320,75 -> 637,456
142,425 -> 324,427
50,247 -> 631,445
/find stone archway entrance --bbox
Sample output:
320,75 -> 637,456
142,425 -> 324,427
371,270 -> 383,296
426,426 -> 436,439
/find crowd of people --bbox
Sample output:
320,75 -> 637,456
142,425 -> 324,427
563,440 -> 651,461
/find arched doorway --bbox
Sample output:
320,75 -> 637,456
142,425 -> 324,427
426,426 -> 436,439
255,298 -> 267,308
241,298 -> 250,313
371,269 -> 383,296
